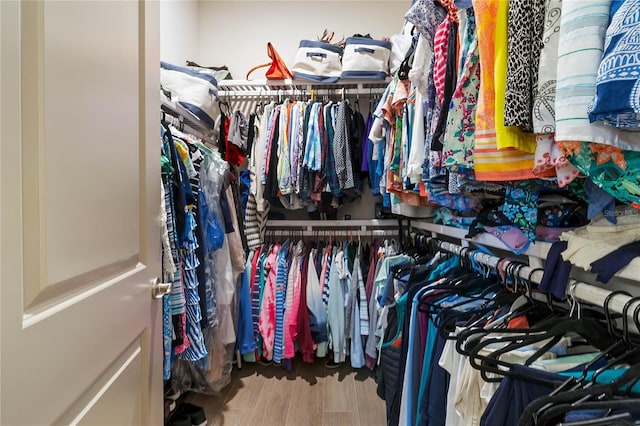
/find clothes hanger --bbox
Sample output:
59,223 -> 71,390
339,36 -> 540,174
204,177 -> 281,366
539,399 -> 640,426
460,300 -> 615,383
220,101 -> 231,117
527,293 -> 640,423
435,283 -> 517,338
621,296 -> 640,346
255,89 -> 265,116
520,362 -> 640,426
574,292 -> 640,392
558,411 -> 637,426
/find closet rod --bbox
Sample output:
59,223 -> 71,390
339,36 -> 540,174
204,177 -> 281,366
218,87 -> 387,98
410,221 -> 552,260
266,229 -> 398,237
266,219 -> 399,233
434,239 -> 513,278
218,78 -> 389,89
570,282 -> 640,323
432,238 -> 640,319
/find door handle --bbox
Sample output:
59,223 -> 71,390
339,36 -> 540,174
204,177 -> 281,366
151,277 -> 172,299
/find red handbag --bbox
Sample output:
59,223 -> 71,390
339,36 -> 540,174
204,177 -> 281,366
246,42 -> 293,80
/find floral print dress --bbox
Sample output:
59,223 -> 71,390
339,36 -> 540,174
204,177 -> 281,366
442,8 -> 479,176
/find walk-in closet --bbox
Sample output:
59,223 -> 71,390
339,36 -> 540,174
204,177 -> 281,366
158,1 -> 640,425
1,1 -> 640,425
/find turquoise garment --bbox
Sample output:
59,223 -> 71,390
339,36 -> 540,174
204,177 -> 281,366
559,141 -> 640,208
256,252 -> 268,358
402,287 -> 427,424
427,255 -> 460,281
416,319 -> 438,426
559,368 -> 640,394
433,207 -> 477,229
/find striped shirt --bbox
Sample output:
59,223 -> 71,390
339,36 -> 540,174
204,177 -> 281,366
250,247 -> 263,352
321,245 -> 333,306
164,180 -> 186,316
179,210 -> 208,363
255,250 -> 268,358
354,255 -> 369,337
273,240 -> 291,363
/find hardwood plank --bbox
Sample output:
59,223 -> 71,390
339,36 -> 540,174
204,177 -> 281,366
354,376 -> 386,426
323,369 -> 357,413
323,411 -> 359,426
210,408 -> 254,426
285,376 -> 325,426
248,377 -> 295,426
224,371 -> 266,410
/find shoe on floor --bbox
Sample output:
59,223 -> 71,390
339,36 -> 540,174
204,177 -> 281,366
178,402 -> 207,426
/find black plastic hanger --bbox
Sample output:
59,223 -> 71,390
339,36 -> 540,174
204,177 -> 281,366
539,399 -> 640,426
521,361 -> 640,426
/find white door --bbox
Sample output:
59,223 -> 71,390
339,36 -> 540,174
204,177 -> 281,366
0,1 -> 162,425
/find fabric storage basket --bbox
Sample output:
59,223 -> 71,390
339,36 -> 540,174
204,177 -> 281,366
291,40 -> 343,83
161,61 -> 218,129
341,37 -> 392,79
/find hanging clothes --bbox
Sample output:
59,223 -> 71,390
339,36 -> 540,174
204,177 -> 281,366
161,118 -> 246,394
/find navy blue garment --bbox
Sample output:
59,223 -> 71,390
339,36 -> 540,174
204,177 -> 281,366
590,240 -> 640,284
424,320 -> 450,426
166,127 -> 195,243
538,241 -> 572,299
585,178 -> 617,224
481,365 -> 563,426
236,268 -> 256,355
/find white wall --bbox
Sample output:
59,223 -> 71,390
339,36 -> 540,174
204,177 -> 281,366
197,0 -> 409,80
160,0 -> 199,66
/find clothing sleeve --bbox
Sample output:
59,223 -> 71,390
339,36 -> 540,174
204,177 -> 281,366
406,90 -> 426,184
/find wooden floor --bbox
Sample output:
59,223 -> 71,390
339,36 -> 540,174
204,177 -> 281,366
187,357 -> 387,426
